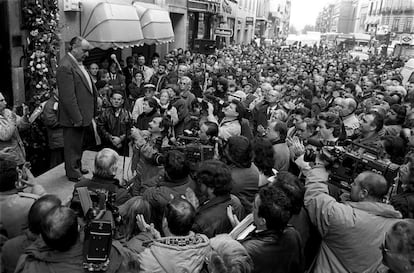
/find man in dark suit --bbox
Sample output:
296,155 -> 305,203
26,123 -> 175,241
56,36 -> 96,181
252,89 -> 280,136
122,56 -> 138,88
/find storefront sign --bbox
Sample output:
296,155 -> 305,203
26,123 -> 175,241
401,35 -> 413,45
246,17 -> 253,25
188,0 -> 220,13
214,28 -> 233,37
188,1 -> 208,11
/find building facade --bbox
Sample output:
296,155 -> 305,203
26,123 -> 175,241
315,0 -> 357,34
350,0 -> 413,54
187,0 -> 221,50
372,0 -> 414,35
268,0 -> 291,39
316,4 -> 336,33
353,0 -> 370,33
255,0 -> 270,39
331,0 -> 356,33
234,0 -> 257,44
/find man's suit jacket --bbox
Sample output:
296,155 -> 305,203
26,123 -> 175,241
108,72 -> 126,93
252,101 -> 269,134
56,54 -> 97,127
122,66 -> 138,86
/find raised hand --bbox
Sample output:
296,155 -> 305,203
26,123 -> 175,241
227,205 -> 240,228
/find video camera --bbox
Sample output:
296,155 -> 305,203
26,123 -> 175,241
72,187 -> 122,272
304,140 -> 399,191
164,132 -> 215,170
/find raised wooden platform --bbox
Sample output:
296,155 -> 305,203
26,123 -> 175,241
33,150 -> 133,204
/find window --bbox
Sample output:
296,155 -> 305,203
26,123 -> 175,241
392,18 -> 400,32
405,18 -> 412,32
360,14 -> 366,28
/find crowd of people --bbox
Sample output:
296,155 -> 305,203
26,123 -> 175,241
1,35 -> 414,273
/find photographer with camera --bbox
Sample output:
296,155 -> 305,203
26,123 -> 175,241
289,139 -> 403,273
0,92 -> 30,166
130,115 -> 172,186
15,206 -> 138,273
206,99 -> 244,141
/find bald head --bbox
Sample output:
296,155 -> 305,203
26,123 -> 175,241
69,36 -> 91,62
359,171 -> 388,200
94,148 -> 119,177
41,206 -> 78,251
29,194 -> 62,235
344,98 -> 357,111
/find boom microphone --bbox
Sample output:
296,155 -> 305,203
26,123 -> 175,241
110,54 -> 123,74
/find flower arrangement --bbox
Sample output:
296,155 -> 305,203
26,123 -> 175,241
21,0 -> 60,175
22,0 -> 60,105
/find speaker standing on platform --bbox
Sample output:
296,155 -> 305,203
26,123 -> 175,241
56,36 -> 97,182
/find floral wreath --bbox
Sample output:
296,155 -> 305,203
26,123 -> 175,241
22,0 -> 60,106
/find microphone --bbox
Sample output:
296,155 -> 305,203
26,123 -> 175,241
110,54 -> 123,74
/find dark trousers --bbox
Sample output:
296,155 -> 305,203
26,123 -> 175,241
49,148 -> 64,168
63,127 -> 85,179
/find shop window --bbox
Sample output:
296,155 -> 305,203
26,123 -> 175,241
392,18 -> 399,32
404,18 -> 412,33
